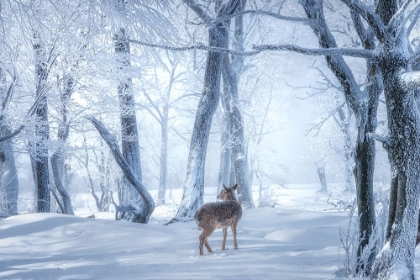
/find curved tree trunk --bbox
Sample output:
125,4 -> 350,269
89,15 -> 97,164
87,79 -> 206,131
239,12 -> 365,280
88,117 -> 154,223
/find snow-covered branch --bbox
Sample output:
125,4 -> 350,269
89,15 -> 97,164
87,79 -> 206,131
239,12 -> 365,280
252,44 -> 375,59
399,70 -> 420,92
129,39 -> 375,59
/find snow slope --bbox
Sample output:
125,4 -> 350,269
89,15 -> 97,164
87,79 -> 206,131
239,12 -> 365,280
0,184 -> 419,279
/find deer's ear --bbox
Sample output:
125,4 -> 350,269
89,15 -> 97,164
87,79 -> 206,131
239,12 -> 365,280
223,184 -> 228,191
232,184 -> 238,191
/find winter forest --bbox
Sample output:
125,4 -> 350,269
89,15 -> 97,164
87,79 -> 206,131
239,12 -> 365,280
2,0 -> 420,279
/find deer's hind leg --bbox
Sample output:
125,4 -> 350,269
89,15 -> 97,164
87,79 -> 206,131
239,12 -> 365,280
232,221 -> 239,249
199,228 -> 214,255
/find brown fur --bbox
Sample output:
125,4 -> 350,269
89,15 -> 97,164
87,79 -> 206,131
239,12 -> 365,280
195,184 -> 242,256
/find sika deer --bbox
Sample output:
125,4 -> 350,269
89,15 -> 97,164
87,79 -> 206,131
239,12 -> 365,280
195,184 -> 242,256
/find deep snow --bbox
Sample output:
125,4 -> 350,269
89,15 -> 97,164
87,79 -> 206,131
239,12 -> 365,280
1,184 -> 419,279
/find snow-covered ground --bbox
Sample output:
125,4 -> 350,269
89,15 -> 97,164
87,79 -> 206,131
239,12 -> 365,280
0,184 -> 418,279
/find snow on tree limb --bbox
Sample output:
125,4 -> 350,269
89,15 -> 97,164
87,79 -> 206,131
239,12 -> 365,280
252,44 -> 375,58
87,116 -> 155,223
129,39 -> 375,59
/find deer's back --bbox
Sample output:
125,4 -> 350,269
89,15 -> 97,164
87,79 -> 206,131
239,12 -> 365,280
195,201 -> 242,229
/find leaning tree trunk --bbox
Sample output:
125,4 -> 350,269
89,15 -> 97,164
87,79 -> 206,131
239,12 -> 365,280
174,1 -> 238,220
115,27 -> 142,206
33,34 -> 50,213
88,117 -> 154,223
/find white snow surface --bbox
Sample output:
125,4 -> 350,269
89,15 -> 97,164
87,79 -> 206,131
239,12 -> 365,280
2,184 -> 420,279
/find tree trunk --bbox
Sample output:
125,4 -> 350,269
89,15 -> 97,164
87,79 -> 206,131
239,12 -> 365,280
222,53 -> 254,208
368,1 -> 420,278
33,34 -> 50,213
371,64 -> 420,280
316,163 -> 327,192
217,97 -> 232,194
157,108 -> 169,206
174,1 -> 238,219
115,27 -> 142,206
